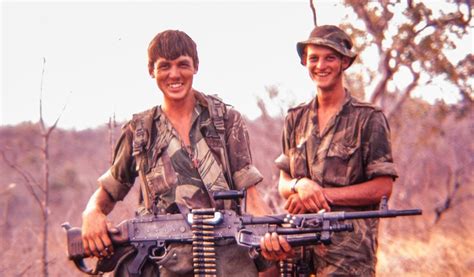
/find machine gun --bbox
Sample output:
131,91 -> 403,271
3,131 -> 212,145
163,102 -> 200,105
62,192 -> 421,276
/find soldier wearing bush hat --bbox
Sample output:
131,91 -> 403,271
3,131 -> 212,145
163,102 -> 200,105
296,24 -> 357,67
262,25 -> 398,276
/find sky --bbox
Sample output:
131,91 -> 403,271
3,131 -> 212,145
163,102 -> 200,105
1,0 -> 472,130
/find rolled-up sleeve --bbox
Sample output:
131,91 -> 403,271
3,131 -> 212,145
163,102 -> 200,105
232,165 -> 263,190
274,113 -> 293,175
100,123 -> 138,201
225,108 -> 263,190
274,154 -> 290,174
363,111 -> 398,180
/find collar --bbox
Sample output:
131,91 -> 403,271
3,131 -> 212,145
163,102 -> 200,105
154,92 -> 205,132
154,90 -> 206,120
311,89 -> 352,114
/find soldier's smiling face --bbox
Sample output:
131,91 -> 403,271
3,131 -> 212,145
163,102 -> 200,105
304,45 -> 349,92
153,55 -> 197,102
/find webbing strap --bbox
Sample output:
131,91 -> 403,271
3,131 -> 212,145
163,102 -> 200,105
206,94 -> 235,190
132,107 -> 157,212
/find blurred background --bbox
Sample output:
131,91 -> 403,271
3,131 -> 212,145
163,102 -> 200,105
1,0 -> 473,276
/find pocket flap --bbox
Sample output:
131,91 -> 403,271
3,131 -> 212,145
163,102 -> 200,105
327,143 -> 358,160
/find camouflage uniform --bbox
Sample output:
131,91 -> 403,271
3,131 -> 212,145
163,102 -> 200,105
275,92 -> 398,276
98,91 -> 263,276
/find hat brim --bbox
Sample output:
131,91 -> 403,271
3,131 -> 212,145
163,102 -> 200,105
297,38 -> 357,67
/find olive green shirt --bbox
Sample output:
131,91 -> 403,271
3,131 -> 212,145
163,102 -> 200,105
276,92 -> 398,276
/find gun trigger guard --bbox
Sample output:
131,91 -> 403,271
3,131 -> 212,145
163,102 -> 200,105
148,245 -> 171,265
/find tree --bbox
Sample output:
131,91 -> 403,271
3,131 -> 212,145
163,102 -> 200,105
0,58 -> 68,277
341,0 -> 472,118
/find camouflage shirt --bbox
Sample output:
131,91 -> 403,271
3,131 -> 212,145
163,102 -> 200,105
97,91 -> 264,276
276,92 -> 398,276
99,91 -> 263,213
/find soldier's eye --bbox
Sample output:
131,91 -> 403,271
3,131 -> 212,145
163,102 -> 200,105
178,62 -> 191,68
156,63 -> 170,70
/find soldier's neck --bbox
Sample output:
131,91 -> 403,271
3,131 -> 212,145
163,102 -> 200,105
315,85 -> 346,135
316,86 -> 345,111
161,91 -> 196,146
162,91 -> 196,121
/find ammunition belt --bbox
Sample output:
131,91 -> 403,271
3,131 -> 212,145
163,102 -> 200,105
192,209 -> 217,277
279,258 -> 296,277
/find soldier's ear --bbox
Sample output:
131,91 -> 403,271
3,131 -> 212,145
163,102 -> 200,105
150,67 -> 157,78
300,54 -> 306,66
341,56 -> 351,70
193,62 -> 199,73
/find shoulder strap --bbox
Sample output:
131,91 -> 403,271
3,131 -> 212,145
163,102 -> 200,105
131,106 -> 157,212
206,94 -> 226,133
205,94 -> 235,190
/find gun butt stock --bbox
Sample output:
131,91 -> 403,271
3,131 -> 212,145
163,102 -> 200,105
61,222 -> 87,259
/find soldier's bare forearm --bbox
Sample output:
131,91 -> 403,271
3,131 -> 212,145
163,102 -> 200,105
83,186 -> 116,216
323,176 -> 393,207
246,185 -> 272,215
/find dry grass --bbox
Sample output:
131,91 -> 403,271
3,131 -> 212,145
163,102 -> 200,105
377,228 -> 474,277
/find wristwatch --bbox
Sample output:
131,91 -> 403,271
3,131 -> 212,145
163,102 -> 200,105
290,178 -> 302,193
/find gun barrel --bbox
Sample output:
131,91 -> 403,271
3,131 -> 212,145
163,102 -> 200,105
340,209 -> 422,220
241,214 -> 288,225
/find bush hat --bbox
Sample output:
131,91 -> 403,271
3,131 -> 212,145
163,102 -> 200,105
297,25 -> 357,67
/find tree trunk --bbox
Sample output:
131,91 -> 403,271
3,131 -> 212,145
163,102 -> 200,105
41,135 -> 49,277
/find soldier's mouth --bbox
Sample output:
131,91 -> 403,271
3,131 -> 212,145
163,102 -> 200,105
168,82 -> 183,89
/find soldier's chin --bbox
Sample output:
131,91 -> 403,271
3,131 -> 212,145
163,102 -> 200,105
164,90 -> 188,101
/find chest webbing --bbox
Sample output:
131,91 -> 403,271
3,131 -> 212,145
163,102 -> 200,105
132,94 -> 234,213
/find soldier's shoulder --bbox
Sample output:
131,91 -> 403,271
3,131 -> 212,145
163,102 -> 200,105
128,106 -> 159,130
349,97 -> 382,112
195,90 -> 235,117
287,101 -> 310,113
132,106 -> 159,119
195,90 -> 230,107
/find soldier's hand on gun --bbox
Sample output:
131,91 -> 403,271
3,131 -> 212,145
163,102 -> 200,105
292,177 -> 331,212
81,209 -> 118,259
260,232 -> 294,261
284,193 -> 309,214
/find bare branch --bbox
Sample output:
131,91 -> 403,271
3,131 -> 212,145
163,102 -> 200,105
433,162 -> 473,224
386,69 -> 420,120
310,0 -> 317,26
370,53 -> 394,103
46,90 -> 72,137
0,149 -> 44,209
17,263 -> 34,276
39,57 -> 46,133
